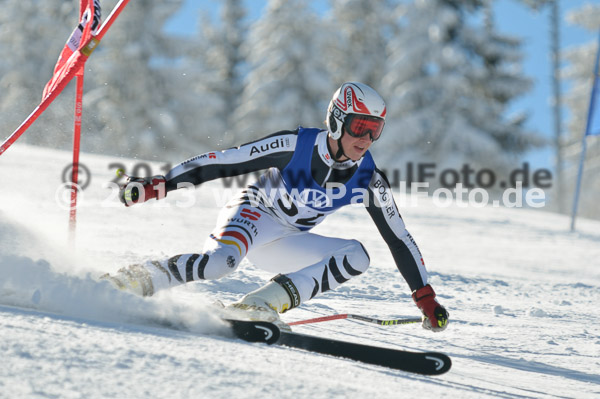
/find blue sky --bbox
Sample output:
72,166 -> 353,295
165,0 -> 598,172
492,0 -> 596,171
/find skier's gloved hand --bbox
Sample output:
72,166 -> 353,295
119,175 -> 167,206
412,284 -> 449,332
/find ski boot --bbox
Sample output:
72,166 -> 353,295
226,280 -> 295,332
100,264 -> 154,297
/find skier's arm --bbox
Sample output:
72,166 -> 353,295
364,169 -> 428,291
119,131 -> 297,206
365,169 -> 448,331
165,131 -> 297,192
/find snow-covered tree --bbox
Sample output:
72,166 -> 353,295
513,0 -> 565,212
210,0 -> 247,135
82,0 -> 185,160
561,3 -> 600,219
177,0 -> 248,151
377,0 -> 543,187
324,0 -> 397,88
233,0 -> 332,139
0,1 -> 77,149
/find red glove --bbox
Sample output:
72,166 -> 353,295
119,175 -> 167,206
412,284 -> 449,332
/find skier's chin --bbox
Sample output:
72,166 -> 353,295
349,148 -> 366,161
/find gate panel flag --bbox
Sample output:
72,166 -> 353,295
42,0 -> 101,100
0,0 -> 130,157
585,30 -> 600,137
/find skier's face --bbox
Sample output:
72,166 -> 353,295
340,128 -> 373,161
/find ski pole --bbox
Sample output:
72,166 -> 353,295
288,313 -> 422,326
288,314 -> 348,326
347,314 -> 423,326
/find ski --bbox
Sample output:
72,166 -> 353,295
278,331 -> 451,375
227,320 -> 451,375
226,319 -> 281,345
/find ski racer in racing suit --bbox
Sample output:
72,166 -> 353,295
108,82 -> 449,332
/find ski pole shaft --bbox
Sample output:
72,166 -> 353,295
288,313 -> 422,326
288,314 -> 349,326
347,314 -> 422,326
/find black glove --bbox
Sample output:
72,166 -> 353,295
412,284 -> 449,332
119,175 -> 167,206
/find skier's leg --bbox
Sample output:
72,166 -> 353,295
104,200 -> 293,296
239,234 -> 370,312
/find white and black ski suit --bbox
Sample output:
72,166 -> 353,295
145,128 -> 429,309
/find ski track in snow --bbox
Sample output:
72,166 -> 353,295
1,144 -> 600,398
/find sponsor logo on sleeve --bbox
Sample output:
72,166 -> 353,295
373,179 -> 396,218
240,208 -> 261,221
373,179 -> 388,202
250,138 -> 290,156
181,153 -> 208,165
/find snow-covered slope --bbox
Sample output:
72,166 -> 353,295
1,144 -> 599,398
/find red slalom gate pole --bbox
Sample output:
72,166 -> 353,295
0,88 -> 64,156
0,0 -> 131,157
93,0 -> 130,42
69,70 -> 85,241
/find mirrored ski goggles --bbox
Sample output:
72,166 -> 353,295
344,114 -> 385,142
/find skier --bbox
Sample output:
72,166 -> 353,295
106,82 -> 449,332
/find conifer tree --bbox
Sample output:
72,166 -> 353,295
234,0 -> 332,139
378,0 -> 542,186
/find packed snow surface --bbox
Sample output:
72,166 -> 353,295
1,144 -> 599,398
